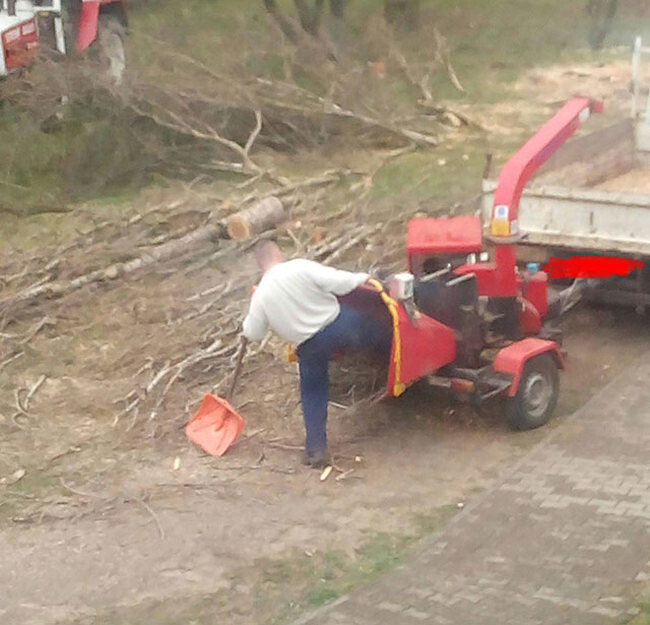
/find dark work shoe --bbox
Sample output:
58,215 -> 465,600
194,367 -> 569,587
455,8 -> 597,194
302,448 -> 331,469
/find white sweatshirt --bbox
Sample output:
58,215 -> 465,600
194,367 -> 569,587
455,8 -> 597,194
242,259 -> 369,345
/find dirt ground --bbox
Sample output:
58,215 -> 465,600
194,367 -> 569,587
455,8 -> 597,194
1,301 -> 647,625
1,59 -> 649,625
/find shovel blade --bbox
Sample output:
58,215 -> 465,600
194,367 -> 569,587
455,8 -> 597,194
185,393 -> 245,457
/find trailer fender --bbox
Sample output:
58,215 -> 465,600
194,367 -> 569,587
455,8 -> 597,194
493,337 -> 564,397
78,0 -> 126,52
78,1 -> 100,52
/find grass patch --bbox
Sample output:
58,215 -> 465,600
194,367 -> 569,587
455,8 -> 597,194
59,504 -> 458,625
345,0 -> 647,102
300,533 -> 412,609
0,106 -> 73,213
0,468 -> 76,527
266,503 -> 458,624
0,188 -> 138,255
628,601 -> 650,625
369,142 -> 486,210
0,99 -> 153,215
627,583 -> 650,625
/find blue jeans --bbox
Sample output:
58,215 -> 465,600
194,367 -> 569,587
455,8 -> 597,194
296,305 -> 392,455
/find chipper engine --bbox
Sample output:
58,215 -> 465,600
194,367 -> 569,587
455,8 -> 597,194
344,97 -> 604,430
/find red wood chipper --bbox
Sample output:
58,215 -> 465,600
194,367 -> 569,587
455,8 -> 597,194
344,96 -> 604,430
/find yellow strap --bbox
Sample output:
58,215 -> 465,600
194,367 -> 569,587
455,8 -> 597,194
368,279 -> 405,396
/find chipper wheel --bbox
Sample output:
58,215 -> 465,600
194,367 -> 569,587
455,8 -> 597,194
506,353 -> 559,431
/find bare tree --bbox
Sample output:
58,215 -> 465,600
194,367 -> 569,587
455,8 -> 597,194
262,0 -> 303,43
263,0 -> 343,38
585,0 -> 618,50
262,0 -> 340,60
329,0 -> 344,20
384,0 -> 420,30
294,0 -> 326,35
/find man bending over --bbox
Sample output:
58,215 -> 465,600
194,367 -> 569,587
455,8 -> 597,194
243,240 -> 391,468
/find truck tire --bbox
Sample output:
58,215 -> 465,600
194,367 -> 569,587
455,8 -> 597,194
506,353 -> 559,431
93,14 -> 126,84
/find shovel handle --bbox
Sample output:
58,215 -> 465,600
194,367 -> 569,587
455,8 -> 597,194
226,335 -> 248,402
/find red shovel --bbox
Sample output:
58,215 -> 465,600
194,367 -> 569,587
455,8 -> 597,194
185,336 -> 248,457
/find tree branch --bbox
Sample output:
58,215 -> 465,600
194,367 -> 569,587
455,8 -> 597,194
263,0 -> 303,43
128,101 -> 263,174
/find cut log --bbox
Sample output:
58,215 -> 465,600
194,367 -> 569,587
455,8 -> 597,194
226,196 -> 286,241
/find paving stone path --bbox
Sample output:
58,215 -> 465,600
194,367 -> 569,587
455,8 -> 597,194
296,351 -> 650,625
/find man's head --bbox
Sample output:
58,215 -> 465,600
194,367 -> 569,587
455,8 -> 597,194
254,239 -> 283,273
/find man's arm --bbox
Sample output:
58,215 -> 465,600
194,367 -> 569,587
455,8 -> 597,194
242,297 -> 269,342
308,261 -> 369,295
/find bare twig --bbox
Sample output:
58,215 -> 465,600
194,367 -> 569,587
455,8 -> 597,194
146,361 -> 172,395
129,101 -> 264,175
42,445 -> 82,466
321,222 -> 384,265
136,33 -> 228,83
11,412 -> 28,430
14,388 -> 28,416
121,334 -> 239,425
59,477 -> 107,500
0,318 -> 55,346
2,264 -> 29,286
18,318 -> 56,345
256,77 -> 439,146
135,358 -> 154,376
284,227 -> 303,252
244,110 -> 263,155
238,168 -> 355,207
265,441 -> 303,451
186,279 -> 234,302
433,27 -> 464,92
127,405 -> 140,432
0,351 -> 24,371
311,225 -> 365,259
24,375 -> 46,410
389,43 -> 436,102
179,281 -> 242,323
146,219 -> 210,247
335,469 -> 356,482
127,201 -> 181,226
136,497 -> 165,539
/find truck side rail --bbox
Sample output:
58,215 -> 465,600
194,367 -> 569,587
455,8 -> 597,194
481,180 -> 650,256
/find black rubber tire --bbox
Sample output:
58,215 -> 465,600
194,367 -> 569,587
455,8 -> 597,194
506,353 -> 559,431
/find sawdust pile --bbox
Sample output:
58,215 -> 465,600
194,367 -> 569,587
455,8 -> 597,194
595,167 -> 650,193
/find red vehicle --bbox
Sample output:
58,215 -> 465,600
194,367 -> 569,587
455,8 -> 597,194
345,97 -> 604,430
0,0 -> 127,82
